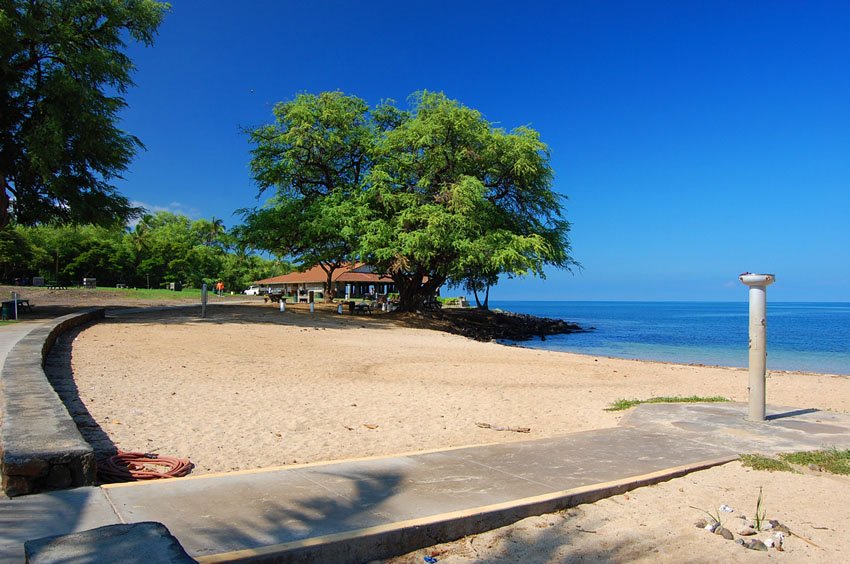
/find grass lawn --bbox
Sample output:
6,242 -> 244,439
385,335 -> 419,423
94,287 -> 205,300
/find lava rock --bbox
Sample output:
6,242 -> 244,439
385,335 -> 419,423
716,527 -> 735,540
415,309 -> 586,342
745,539 -> 769,551
737,525 -> 757,536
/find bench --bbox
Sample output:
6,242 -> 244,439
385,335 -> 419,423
2,298 -> 33,317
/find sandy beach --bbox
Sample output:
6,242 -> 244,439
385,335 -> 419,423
52,302 -> 850,561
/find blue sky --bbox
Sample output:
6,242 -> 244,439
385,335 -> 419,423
116,1 -> 850,301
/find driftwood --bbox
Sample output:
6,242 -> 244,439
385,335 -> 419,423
476,422 -> 531,433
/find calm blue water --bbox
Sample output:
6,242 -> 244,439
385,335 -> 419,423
493,301 -> 850,375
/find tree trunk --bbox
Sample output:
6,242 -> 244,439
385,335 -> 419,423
481,284 -> 490,310
325,269 -> 335,299
0,177 -> 10,229
393,271 -> 445,312
319,262 -> 337,300
472,286 -> 482,308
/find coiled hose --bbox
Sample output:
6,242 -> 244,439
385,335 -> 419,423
97,451 -> 193,483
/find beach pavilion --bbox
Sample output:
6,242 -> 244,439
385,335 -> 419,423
254,263 -> 396,302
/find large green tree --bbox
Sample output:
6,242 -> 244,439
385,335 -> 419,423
0,0 -> 169,227
359,92 -> 575,311
246,91 -> 575,311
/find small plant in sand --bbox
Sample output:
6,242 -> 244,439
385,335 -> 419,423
754,486 -> 767,531
605,395 -> 729,411
690,504 -> 723,529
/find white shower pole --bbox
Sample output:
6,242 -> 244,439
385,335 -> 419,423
738,273 -> 775,421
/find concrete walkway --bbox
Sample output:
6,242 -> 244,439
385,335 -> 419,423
0,321 -> 39,359
3,401 -> 850,562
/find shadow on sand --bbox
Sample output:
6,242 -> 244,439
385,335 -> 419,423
43,324 -> 119,461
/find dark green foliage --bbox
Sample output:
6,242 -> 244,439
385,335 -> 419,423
0,0 -> 169,227
0,226 -> 34,280
5,212 -> 285,289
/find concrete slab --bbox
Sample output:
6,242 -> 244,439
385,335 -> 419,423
25,522 -> 194,564
296,453 -> 555,521
96,424 -> 742,561
621,402 -> 850,454
103,463 -> 397,558
0,487 -> 120,562
0,323 -> 39,358
442,427 -> 738,490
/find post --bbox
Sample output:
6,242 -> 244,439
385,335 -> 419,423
279,299 -> 285,312
201,283 -> 208,318
738,273 -> 775,421
11,291 -> 18,320
309,302 -> 315,313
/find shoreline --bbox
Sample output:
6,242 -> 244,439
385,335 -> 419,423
499,340 -> 850,379
494,299 -> 850,376
9,284 -> 846,377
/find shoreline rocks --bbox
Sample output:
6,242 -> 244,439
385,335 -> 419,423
416,308 -> 587,342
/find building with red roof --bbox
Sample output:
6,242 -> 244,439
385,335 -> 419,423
255,263 -> 395,301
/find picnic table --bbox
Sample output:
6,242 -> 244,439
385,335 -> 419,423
346,301 -> 373,315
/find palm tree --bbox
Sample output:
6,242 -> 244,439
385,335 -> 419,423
207,217 -> 225,246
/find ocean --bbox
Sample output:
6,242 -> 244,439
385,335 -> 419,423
492,301 -> 850,375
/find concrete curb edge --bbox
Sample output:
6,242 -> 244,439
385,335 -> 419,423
195,455 -> 739,563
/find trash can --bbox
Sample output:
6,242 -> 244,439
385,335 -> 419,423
1,303 -> 9,320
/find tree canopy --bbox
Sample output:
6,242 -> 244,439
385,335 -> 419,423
0,0 -> 169,227
241,92 -> 373,297
245,91 -> 576,310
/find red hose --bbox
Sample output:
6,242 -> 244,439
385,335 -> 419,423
97,451 -> 193,483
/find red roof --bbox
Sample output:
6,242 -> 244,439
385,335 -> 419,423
256,264 -> 393,285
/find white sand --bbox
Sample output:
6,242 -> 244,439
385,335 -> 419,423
66,303 -> 850,562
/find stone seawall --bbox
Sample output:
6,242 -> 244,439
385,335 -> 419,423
0,309 -> 105,497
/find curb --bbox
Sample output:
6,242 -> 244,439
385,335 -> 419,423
195,455 -> 738,563
0,309 -> 105,497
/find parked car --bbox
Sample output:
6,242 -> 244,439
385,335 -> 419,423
243,285 -> 263,295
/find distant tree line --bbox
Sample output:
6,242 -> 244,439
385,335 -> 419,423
0,212 -> 287,291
